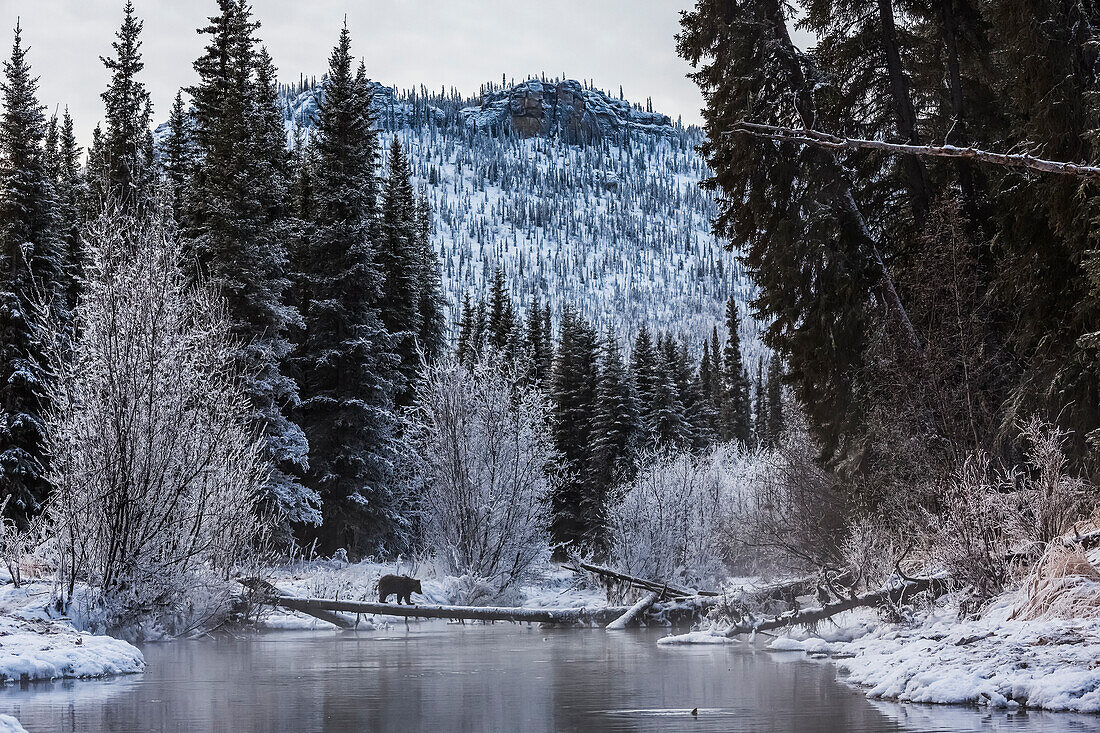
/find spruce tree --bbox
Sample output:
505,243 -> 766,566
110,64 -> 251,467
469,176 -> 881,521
587,331 -> 641,547
549,305 -> 599,549
766,357 -> 785,447
160,92 -> 193,226
678,0 -> 913,463
414,193 -> 446,362
630,324 -> 659,444
291,24 -> 402,554
0,22 -> 58,525
722,297 -> 752,445
753,357 -> 767,447
378,136 -> 421,403
98,0 -> 154,217
471,298 -> 488,359
186,0 -> 311,526
524,290 -> 546,383
456,292 -> 476,366
649,335 -> 689,448
48,110 -> 83,314
487,266 -> 515,351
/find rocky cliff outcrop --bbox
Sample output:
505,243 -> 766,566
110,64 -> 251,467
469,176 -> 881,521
460,79 -> 675,141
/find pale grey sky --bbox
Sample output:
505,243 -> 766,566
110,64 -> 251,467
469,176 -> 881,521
2,0 -> 710,147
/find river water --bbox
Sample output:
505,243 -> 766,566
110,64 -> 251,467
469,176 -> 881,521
1,623 -> 1096,732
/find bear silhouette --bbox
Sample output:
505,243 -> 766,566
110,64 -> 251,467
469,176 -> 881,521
378,574 -> 422,605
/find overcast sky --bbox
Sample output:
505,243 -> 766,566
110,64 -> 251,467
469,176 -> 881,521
2,0 -> 715,147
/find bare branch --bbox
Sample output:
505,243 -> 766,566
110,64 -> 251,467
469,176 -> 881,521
729,122 -> 1100,180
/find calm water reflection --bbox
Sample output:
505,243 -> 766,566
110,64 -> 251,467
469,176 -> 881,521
1,624 -> 1096,732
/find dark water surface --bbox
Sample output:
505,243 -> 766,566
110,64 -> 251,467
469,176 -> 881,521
1,624 -> 1097,732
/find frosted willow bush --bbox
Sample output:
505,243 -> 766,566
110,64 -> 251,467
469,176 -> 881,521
42,209 -> 266,630
606,443 -> 767,588
413,362 -> 557,601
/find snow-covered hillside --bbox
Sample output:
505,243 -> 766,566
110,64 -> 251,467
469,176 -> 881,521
162,76 -> 762,357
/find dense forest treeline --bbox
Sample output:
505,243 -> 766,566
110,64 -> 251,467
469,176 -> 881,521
456,269 -> 785,550
0,1 -> 769,573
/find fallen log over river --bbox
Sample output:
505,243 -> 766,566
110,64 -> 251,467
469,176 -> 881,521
240,577 -> 715,628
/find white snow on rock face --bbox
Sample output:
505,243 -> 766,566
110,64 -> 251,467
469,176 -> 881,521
0,584 -> 145,685
459,79 -> 675,141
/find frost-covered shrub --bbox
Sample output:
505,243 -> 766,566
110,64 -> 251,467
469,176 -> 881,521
931,418 -> 1095,604
412,362 -> 556,601
42,209 -> 265,631
718,409 -> 852,575
606,443 -> 766,588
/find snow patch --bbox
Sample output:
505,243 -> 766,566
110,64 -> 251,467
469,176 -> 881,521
0,584 -> 145,685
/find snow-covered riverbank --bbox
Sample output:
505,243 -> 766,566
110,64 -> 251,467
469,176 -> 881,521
0,581 -> 144,686
660,594 -> 1100,714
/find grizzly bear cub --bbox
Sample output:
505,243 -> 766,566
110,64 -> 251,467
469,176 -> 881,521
378,574 -> 422,605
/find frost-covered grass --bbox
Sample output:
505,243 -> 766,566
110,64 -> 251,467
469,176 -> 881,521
0,580 -> 144,686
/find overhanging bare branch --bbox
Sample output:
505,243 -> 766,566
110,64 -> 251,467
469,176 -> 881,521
729,122 -> 1100,180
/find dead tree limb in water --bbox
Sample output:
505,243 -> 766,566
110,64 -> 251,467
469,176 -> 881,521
727,123 -> 1100,181
724,575 -> 949,637
606,591 -> 661,630
561,559 -> 718,598
240,577 -> 356,629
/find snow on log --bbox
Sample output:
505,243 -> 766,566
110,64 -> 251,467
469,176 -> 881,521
606,591 -> 660,630
728,123 -> 1100,181
262,596 -> 634,625
239,577 -> 356,629
724,575 -> 949,638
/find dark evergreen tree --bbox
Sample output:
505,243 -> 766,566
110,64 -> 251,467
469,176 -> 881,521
456,292 -> 476,366
160,91 -> 194,226
587,331 -> 641,547
549,305 -> 599,549
471,298 -> 488,359
414,192 -> 446,362
630,324 -> 659,445
0,22 -> 58,525
649,334 -> 689,448
98,0 -> 154,217
290,25 -> 402,554
487,266 -> 515,351
722,297 -> 752,445
524,290 -> 548,383
47,110 -> 83,314
765,357 -> 785,447
678,0 -> 918,465
186,0 -> 310,526
378,136 -> 421,404
753,356 -> 767,447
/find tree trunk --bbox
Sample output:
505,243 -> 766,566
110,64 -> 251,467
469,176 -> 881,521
876,0 -> 932,223
770,4 -> 925,357
606,591 -> 660,629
